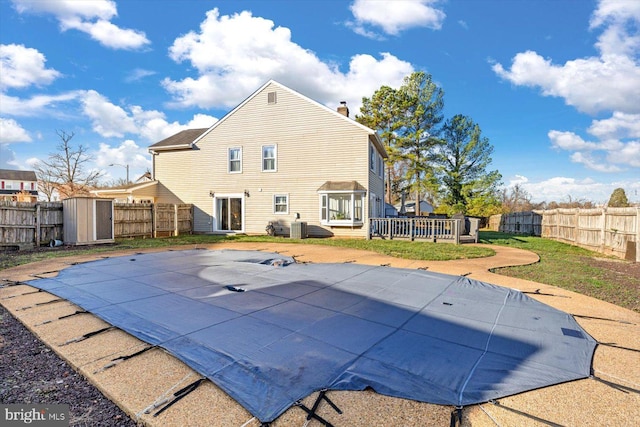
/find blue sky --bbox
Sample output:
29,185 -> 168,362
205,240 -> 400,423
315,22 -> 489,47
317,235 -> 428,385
1,0 -> 638,203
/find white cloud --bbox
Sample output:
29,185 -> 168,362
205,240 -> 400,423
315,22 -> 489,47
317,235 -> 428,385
590,0 -> 640,57
0,92 -> 82,117
494,1 -> 640,175
569,151 -> 623,173
11,0 -> 149,50
548,130 -> 599,151
80,90 -> 138,137
125,68 -> 156,83
163,8 -> 413,113
79,90 -> 218,142
493,0 -> 640,115
506,175 -> 632,203
0,144 -> 18,168
492,50 -> 640,115
549,115 -> 640,172
349,0 -> 446,36
0,117 -> 32,143
588,112 -> 640,139
0,44 -> 61,91
95,139 -> 152,178
608,141 -> 640,168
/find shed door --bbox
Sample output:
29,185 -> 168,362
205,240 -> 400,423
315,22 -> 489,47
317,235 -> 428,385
95,200 -> 113,240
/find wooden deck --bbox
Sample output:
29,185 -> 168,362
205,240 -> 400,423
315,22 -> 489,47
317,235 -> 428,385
368,217 -> 479,244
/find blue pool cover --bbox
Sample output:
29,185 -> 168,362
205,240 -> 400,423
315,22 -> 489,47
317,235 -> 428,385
26,249 -> 596,422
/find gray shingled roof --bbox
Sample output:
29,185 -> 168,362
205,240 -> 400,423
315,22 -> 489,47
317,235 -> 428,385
149,128 -> 208,150
0,169 -> 37,181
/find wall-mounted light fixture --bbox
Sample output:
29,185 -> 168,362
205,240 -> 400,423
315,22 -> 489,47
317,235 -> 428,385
209,191 -> 215,198
244,190 -> 250,197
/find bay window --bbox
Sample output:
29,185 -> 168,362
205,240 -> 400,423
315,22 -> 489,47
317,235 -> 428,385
319,192 -> 364,225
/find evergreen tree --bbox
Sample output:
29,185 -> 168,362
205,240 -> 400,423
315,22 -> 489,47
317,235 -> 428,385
433,114 -> 502,215
357,86 -> 402,204
607,188 -> 630,207
395,72 -> 444,215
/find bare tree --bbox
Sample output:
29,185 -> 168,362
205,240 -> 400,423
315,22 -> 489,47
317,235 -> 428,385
33,161 -> 58,201
35,130 -> 103,199
501,184 -> 534,213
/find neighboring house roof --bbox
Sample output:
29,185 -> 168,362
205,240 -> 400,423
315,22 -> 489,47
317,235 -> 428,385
135,171 -> 153,183
148,128 -> 208,151
0,169 -> 37,181
91,180 -> 158,197
148,80 -> 387,158
317,181 -> 367,192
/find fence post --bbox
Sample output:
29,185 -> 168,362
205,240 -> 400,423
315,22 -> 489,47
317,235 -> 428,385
174,204 -> 179,237
454,219 -> 460,244
152,203 -> 157,238
387,218 -> 392,240
410,218 -> 414,241
636,207 -> 640,263
600,207 -> 607,253
35,203 -> 41,247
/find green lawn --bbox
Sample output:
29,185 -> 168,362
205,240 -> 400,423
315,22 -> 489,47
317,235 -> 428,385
480,231 -> 639,312
2,232 -> 637,312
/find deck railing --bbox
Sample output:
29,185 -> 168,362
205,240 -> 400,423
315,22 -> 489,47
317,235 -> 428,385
369,217 -> 464,243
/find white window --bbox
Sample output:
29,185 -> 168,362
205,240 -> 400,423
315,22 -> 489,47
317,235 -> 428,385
274,194 -> 288,214
229,147 -> 242,173
262,145 -> 277,172
319,192 -> 364,225
370,145 -> 375,171
378,155 -> 384,178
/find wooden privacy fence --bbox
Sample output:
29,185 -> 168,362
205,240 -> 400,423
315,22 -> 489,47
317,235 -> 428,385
368,217 -> 480,243
1,202 -> 193,248
0,201 -> 63,249
489,207 -> 639,261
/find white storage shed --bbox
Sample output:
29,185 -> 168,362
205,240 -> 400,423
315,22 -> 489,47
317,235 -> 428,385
62,197 -> 114,245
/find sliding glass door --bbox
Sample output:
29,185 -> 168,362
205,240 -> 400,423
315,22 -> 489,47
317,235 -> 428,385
215,196 -> 243,231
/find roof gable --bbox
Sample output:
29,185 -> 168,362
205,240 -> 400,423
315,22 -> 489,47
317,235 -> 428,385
179,80 -> 387,157
147,80 -> 387,157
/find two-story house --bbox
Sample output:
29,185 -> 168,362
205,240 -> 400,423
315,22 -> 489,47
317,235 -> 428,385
149,80 -> 387,238
0,169 -> 39,202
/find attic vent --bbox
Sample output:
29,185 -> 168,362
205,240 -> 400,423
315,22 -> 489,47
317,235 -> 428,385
267,91 -> 277,104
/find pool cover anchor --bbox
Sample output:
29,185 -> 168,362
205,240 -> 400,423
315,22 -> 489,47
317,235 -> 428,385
294,389 -> 342,427
450,406 -> 464,427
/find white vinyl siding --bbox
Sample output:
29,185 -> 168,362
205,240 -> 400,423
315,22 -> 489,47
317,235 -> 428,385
262,145 -> 277,172
153,81 -> 386,238
229,147 -> 242,173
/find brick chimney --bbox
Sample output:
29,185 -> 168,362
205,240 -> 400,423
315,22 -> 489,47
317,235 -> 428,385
337,101 -> 349,117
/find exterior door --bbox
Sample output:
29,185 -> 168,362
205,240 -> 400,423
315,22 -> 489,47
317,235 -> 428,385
215,196 -> 243,231
95,199 -> 113,240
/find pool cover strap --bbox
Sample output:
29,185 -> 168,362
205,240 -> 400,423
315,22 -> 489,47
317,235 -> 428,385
153,378 -> 206,417
294,389 -> 342,427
